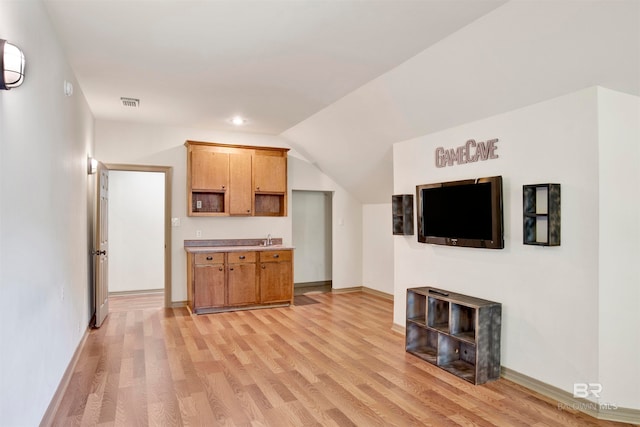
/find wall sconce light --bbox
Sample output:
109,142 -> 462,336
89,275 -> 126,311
1,39 -> 25,90
87,156 -> 98,175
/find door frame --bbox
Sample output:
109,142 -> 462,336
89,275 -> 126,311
106,164 -> 173,308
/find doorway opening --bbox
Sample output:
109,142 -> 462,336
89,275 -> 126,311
292,190 -> 332,296
106,164 -> 173,309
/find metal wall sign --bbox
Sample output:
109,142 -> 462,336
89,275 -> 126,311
435,138 -> 499,168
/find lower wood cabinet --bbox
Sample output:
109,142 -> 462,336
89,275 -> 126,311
193,253 -> 225,309
187,248 -> 293,314
259,250 -> 293,303
227,251 -> 258,306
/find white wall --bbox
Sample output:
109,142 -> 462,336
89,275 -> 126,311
288,155 -> 363,289
292,191 -> 332,284
95,121 -> 364,300
362,204 -> 394,295
0,2 -> 95,425
394,88 -> 604,402
597,88 -> 640,408
108,171 -> 164,293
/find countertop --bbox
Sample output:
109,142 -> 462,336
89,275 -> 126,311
184,244 -> 293,253
184,238 -> 292,253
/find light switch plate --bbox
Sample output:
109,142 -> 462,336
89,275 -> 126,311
171,217 -> 181,227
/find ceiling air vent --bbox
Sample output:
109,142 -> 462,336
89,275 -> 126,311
120,97 -> 140,108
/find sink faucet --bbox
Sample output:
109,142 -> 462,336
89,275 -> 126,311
267,234 -> 272,246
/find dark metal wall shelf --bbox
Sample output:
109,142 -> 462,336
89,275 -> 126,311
523,183 -> 561,246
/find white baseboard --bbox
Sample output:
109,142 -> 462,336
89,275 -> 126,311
332,286 -> 394,301
108,288 -> 164,297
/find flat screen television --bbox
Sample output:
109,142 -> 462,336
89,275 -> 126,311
416,176 -> 504,249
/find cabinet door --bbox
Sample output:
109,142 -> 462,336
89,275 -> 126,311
229,152 -> 252,215
191,148 -> 229,191
228,263 -> 257,305
254,154 -> 286,193
194,264 -> 225,309
259,261 -> 293,303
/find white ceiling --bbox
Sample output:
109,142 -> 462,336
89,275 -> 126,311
44,1 -> 639,203
43,0 -> 505,134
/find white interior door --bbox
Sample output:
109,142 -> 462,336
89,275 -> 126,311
94,163 -> 109,327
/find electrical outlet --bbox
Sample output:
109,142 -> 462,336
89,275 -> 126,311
196,230 -> 202,238
196,200 -> 202,209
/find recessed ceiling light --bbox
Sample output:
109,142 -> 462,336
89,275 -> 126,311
230,116 -> 246,126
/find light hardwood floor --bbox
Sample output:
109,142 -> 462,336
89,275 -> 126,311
51,292 -> 632,426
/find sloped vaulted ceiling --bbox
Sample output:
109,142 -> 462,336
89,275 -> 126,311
282,0 -> 640,203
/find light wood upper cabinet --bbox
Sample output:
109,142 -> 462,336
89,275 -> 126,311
254,154 -> 287,193
228,152 -> 252,215
185,140 -> 288,216
191,148 -> 229,191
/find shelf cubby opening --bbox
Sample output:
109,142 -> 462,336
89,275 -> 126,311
427,297 -> 449,333
406,323 -> 437,364
437,335 -> 476,383
406,291 -> 427,325
451,303 -> 476,342
392,217 -> 404,235
192,192 -> 225,213
255,194 -> 284,216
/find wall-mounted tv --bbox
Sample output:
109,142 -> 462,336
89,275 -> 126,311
416,176 -> 504,249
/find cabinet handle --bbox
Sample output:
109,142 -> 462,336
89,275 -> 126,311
206,256 -> 213,260
256,186 -> 260,191
273,254 -> 279,258
261,265 -> 266,269
221,185 -> 225,189
230,267 -> 234,271
239,255 -> 246,260
218,267 -> 223,271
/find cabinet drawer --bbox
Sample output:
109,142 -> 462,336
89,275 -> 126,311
227,251 -> 256,264
260,250 -> 292,263
194,253 -> 224,265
